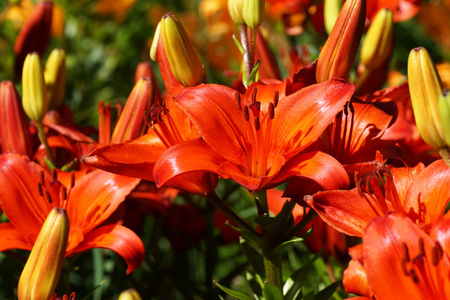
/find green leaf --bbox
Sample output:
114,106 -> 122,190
274,237 -> 304,254
240,237 -> 265,276
232,34 -> 245,54
263,284 -> 283,300
246,271 -> 263,296
215,281 -> 252,300
314,281 -> 341,300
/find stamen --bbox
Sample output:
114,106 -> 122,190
244,105 -> 249,121
52,169 -> 57,181
60,186 -> 67,201
251,87 -> 257,103
402,242 -> 410,262
235,92 -> 242,110
254,117 -> 260,131
45,190 -> 53,204
269,102 -> 275,119
344,102 -> 349,115
38,183 -> 43,197
40,170 -> 45,186
432,242 -> 443,266
419,238 -> 425,257
273,91 -> 279,107
410,268 -> 419,283
249,101 -> 261,118
71,173 -> 75,189
349,100 -> 355,114
401,257 -> 410,276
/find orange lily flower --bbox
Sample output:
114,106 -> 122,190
366,0 -> 420,23
153,78 -> 354,191
344,211 -> 450,299
306,158 -> 450,237
0,153 -> 144,274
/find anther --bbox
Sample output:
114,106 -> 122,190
251,87 -> 258,103
235,92 -> 241,110
61,186 -> 67,201
269,102 -> 275,119
432,241 -> 443,266
244,105 -> 250,121
40,170 -> 45,186
254,117 -> 260,131
45,190 -> 53,204
71,172 -> 75,189
349,100 -> 355,114
401,257 -> 409,276
38,183 -> 43,197
344,102 -> 349,115
273,91 -> 279,107
409,268 -> 419,283
419,238 -> 425,257
52,169 -> 57,181
402,242 -> 410,262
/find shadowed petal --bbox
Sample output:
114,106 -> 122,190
73,224 -> 145,275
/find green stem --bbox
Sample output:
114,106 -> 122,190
439,147 -> 450,168
206,192 -> 259,236
239,24 -> 250,86
35,121 -> 56,167
92,248 -> 104,300
283,209 -> 317,241
262,242 -> 282,289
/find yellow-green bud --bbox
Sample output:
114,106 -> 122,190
360,8 -> 394,70
160,13 -> 203,87
438,90 -> 450,146
45,48 -> 66,110
324,0 -> 343,35
118,288 -> 142,300
408,47 -> 445,149
22,52 -> 49,122
150,21 -> 161,62
18,207 -> 69,300
242,0 -> 265,29
228,0 -> 245,25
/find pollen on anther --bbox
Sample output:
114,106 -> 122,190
71,172 -> 75,189
235,92 -> 242,110
52,169 -> 58,181
244,105 -> 250,121
273,91 -> 279,107
251,88 -> 257,103
254,116 -> 260,131
432,241 -> 443,266
269,102 -> 275,119
402,242 -> 410,262
38,183 -> 43,197
419,238 -> 425,257
45,190 -> 53,204
40,170 -> 45,186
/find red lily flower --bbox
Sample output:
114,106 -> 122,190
0,153 -> 144,274
153,79 -> 354,191
306,159 -> 450,237
344,212 -> 450,299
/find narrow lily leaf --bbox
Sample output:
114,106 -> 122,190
284,251 -> 322,300
232,34 -> 245,54
214,281 -> 252,300
274,237 -> 304,255
314,281 -> 341,300
240,237 -> 265,276
246,272 -> 263,297
262,284 -> 283,300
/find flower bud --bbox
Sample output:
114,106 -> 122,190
13,1 -> 53,79
438,90 -> 450,146
118,288 -> 142,300
150,21 -> 161,62
324,0 -> 343,35
45,48 -> 66,110
160,13 -> 203,87
18,207 -> 69,300
242,0 -> 265,29
360,9 -> 394,70
408,47 -> 445,149
228,0 -> 245,25
316,0 -> 366,83
22,52 -> 49,122
134,61 -> 154,84
0,81 -> 32,157
111,77 -> 156,144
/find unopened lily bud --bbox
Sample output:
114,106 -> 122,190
228,0 -> 245,25
111,77 -> 156,144
13,1 -> 53,78
150,21 -> 161,62
160,13 -> 203,87
324,0 -> 343,35
408,47 -> 445,149
316,0 -> 366,83
134,61 -> 154,84
360,9 -> 394,70
438,90 -> 450,146
242,0 -> 265,29
118,288 -> 142,300
18,207 -> 69,300
45,48 -> 66,110
0,81 -> 32,156
22,52 -> 49,122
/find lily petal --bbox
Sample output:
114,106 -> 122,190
73,224 -> 145,275
82,133 -> 166,181
0,223 -> 33,252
